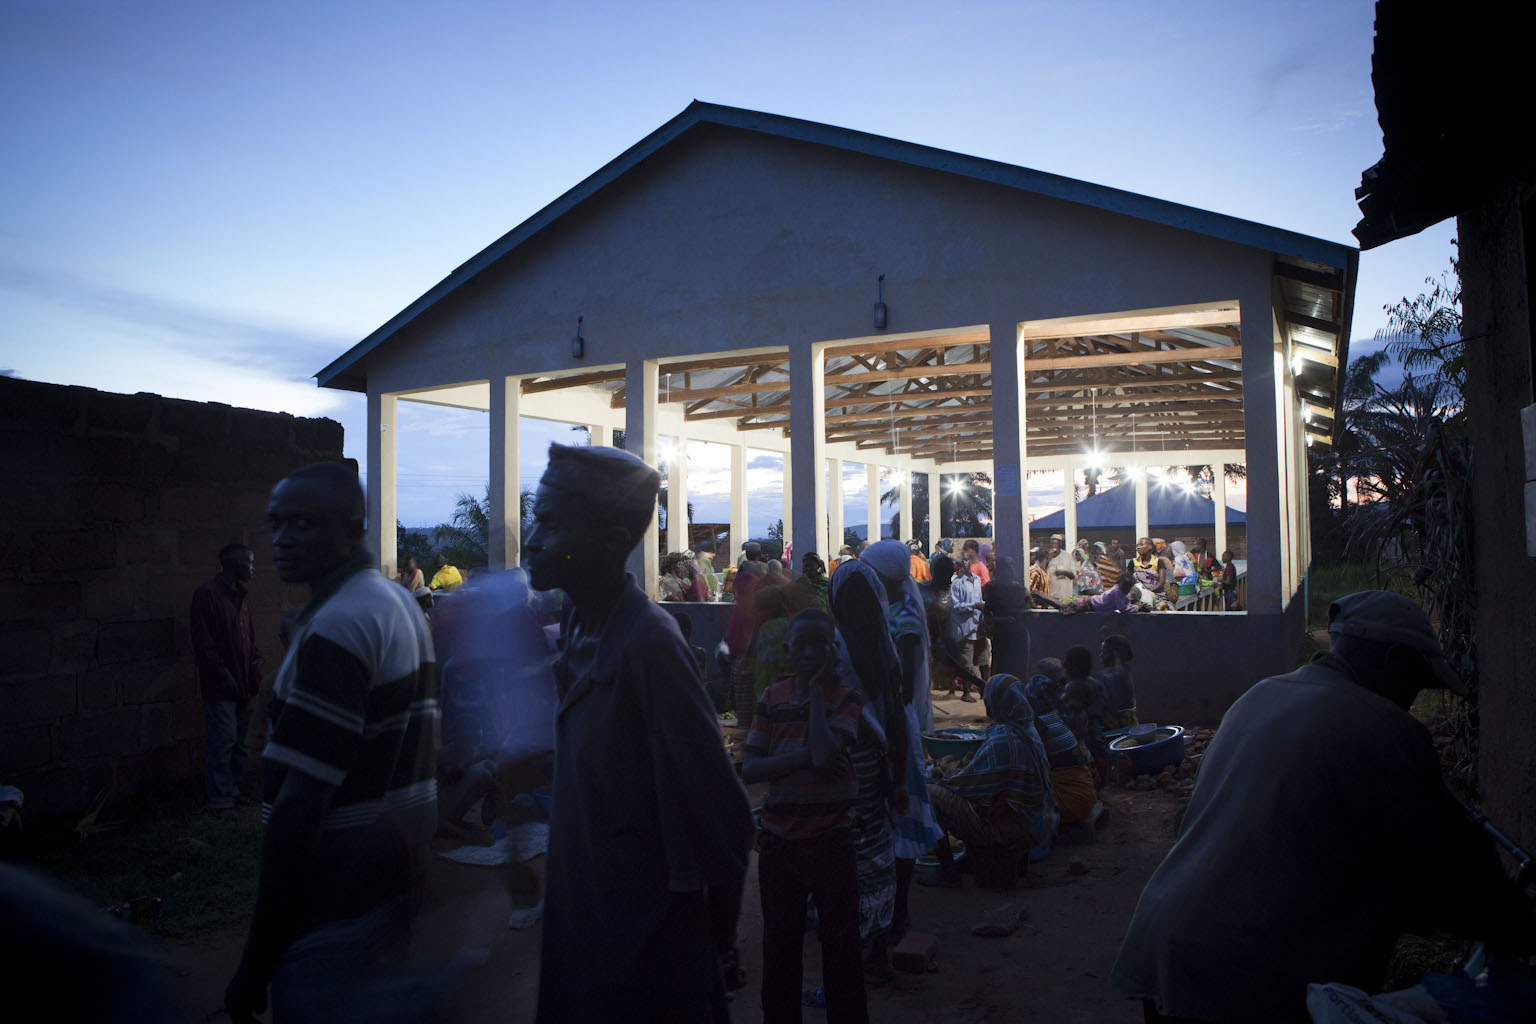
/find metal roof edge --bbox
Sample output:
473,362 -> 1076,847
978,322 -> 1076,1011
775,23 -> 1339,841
317,99 -> 1358,390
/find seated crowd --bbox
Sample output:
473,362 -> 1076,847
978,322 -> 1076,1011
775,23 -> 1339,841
1026,533 -> 1241,612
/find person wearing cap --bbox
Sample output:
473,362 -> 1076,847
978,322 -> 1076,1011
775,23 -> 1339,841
1112,590 -> 1535,1023
524,444 -> 754,1022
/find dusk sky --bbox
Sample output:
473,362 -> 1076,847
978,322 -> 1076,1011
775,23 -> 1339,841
0,0 -> 1452,534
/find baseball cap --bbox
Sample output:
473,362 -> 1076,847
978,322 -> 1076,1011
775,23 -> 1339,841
1327,590 -> 1466,694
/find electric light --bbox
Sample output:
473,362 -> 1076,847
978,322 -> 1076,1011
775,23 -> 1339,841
1291,353 -> 1304,378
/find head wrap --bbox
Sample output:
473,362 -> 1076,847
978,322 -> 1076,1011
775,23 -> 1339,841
945,674 -> 1056,835
829,559 -> 901,740
542,443 -> 659,530
861,539 -> 933,732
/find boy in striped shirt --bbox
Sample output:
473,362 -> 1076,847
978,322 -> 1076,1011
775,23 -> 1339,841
743,609 -> 868,1023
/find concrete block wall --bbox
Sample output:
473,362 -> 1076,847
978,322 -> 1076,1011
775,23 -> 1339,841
0,377 -> 346,816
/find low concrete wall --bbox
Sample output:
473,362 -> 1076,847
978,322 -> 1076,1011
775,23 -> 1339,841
1003,596 -> 1309,725
661,582 -> 1308,726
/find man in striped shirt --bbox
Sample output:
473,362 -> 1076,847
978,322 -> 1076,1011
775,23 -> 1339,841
226,462 -> 438,1023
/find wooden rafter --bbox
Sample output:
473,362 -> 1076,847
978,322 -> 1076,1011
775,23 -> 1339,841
1024,344 -> 1243,371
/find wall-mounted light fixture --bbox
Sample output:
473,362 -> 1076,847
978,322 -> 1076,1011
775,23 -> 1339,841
873,274 -> 887,330
571,316 -> 585,360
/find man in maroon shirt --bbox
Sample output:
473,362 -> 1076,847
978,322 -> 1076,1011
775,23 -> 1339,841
190,543 -> 262,813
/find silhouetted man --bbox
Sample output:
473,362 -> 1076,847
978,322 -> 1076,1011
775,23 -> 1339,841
190,543 -> 262,814
1113,591 -> 1534,1023
226,462 -> 438,1022
525,443 -> 753,1022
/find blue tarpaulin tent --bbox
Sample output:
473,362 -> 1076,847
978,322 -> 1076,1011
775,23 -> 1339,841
1029,484 -> 1245,530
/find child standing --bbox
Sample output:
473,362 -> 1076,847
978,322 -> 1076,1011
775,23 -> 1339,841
743,609 -> 869,1023
1063,644 -> 1109,786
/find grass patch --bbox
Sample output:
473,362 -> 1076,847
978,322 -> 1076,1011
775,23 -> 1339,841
22,783 -> 261,939
1307,563 -> 1417,623
1383,933 -> 1465,991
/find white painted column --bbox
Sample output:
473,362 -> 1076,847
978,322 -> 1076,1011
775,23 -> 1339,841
788,341 -> 826,565
730,443 -> 748,563
1240,281 -> 1284,613
781,459 -> 794,556
866,465 -> 882,544
928,469 -> 942,551
828,457 -> 844,557
990,319 -> 1026,582
487,376 -> 521,569
624,360 -> 660,595
590,423 -> 611,447
1213,465 -> 1229,561
367,391 -> 397,576
1134,468 -> 1150,543
1063,464 -> 1078,553
668,438 -> 689,554
895,469 -> 910,541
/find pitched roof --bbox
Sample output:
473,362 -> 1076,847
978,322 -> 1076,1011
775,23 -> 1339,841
317,101 -> 1357,393
1028,481 -> 1245,531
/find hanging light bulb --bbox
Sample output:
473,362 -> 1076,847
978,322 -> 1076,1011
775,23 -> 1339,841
1291,353 -> 1304,378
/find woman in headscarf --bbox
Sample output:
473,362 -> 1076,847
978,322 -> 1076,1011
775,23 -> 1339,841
790,551 -> 830,613
1168,540 -> 1198,588
1024,668 -> 1099,824
828,559 -> 909,974
859,539 -> 943,942
724,562 -> 764,722
1073,539 -> 1103,596
750,582 -> 793,701
927,674 -> 1059,884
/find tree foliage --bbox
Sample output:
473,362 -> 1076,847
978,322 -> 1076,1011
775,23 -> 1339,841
1322,248 -> 1476,783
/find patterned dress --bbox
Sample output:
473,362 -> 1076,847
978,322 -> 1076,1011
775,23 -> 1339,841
885,590 -> 942,859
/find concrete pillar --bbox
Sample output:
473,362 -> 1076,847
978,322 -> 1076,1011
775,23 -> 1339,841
487,376 -> 521,569
668,437 -> 688,554
895,469 -> 910,541
366,391 -> 398,576
590,423 -> 611,447
989,319 -> 1026,583
1063,465 -> 1078,553
781,459 -> 794,555
828,457 -> 844,557
866,464 -> 882,544
1135,468 -> 1150,543
928,469 -> 942,550
788,341 -> 826,564
625,360 -> 660,594
1240,280 -> 1284,613
1213,465 -> 1229,562
730,443 -> 748,562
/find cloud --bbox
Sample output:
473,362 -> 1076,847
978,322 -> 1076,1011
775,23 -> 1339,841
0,260 -> 350,382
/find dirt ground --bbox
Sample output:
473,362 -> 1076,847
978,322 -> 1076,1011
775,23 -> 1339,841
165,696 -> 1186,1022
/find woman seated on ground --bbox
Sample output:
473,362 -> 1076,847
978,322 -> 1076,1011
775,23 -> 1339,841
927,674 -> 1058,884
1097,634 -> 1139,729
1063,645 -> 1110,787
1024,663 -> 1099,825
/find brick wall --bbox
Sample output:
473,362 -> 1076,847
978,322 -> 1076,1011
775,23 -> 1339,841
0,377 -> 347,816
